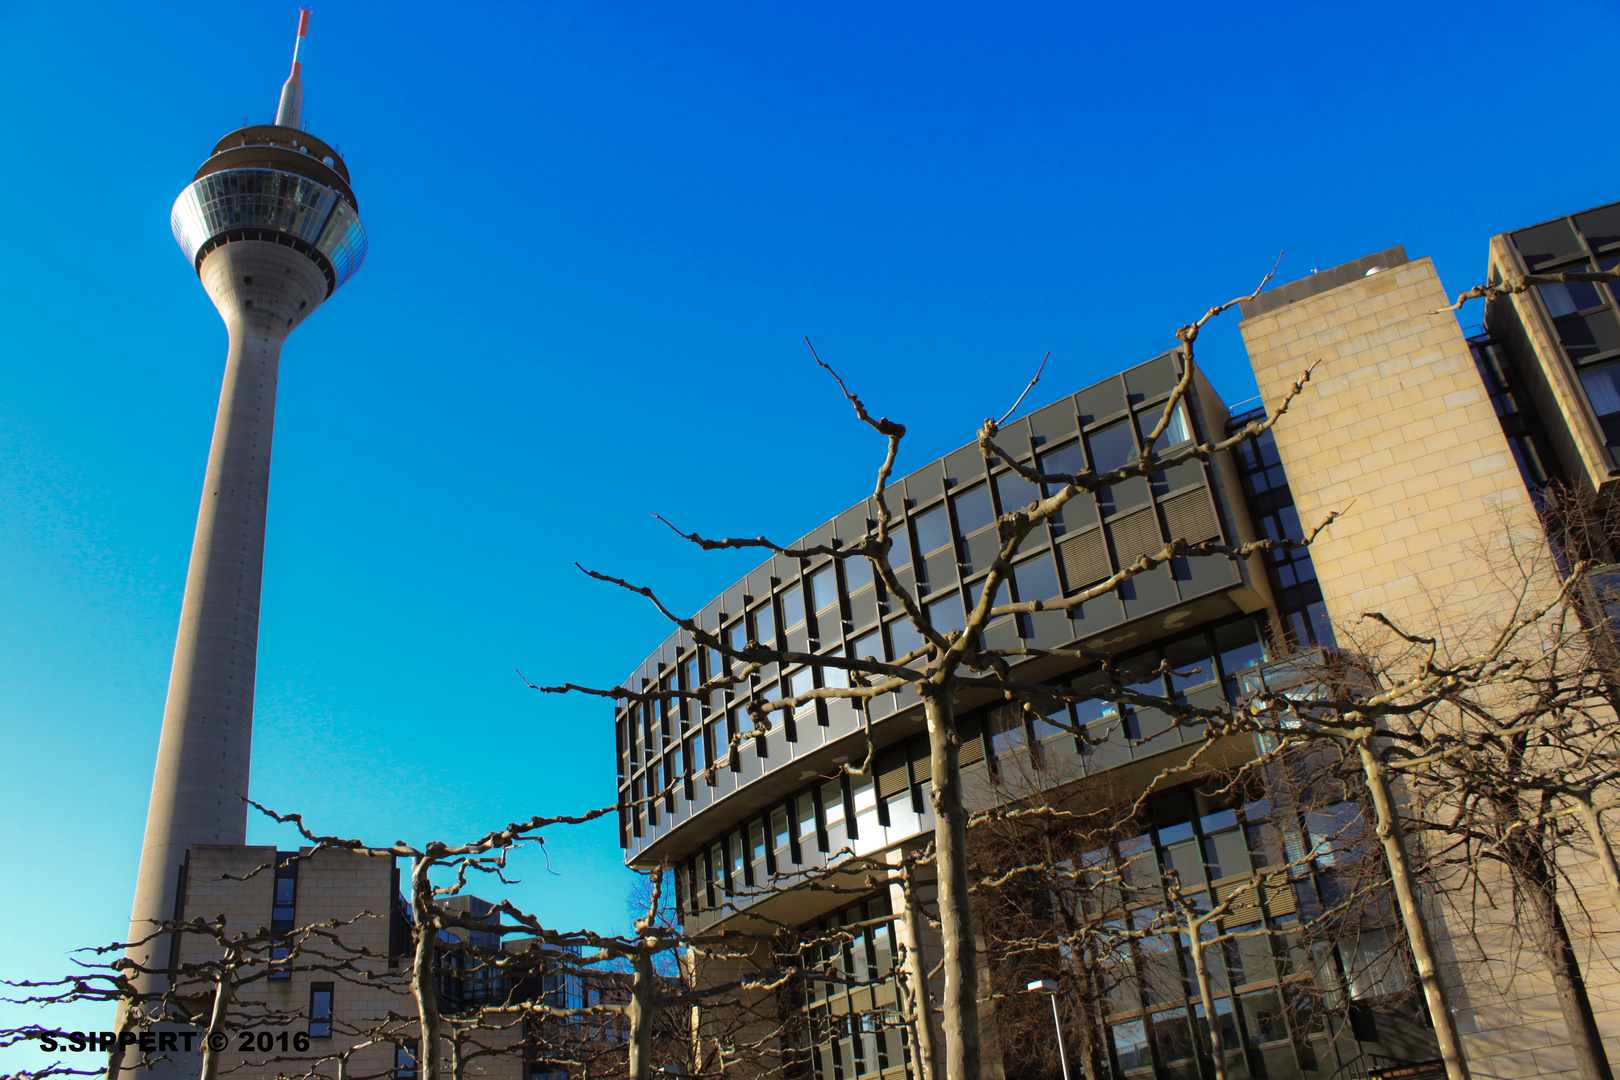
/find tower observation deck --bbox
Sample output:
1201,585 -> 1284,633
125,8 -> 366,1008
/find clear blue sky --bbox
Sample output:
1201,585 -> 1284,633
4,0 -> 1618,1059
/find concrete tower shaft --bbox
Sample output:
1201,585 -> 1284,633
124,7 -> 366,1019
124,243 -> 329,980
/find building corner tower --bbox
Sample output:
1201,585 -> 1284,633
125,8 -> 366,1002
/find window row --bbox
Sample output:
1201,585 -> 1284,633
627,617 -> 1268,846
618,396 -> 1201,713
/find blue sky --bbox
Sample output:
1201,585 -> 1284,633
4,0 -> 1619,1058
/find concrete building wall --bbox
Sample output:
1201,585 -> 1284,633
1240,255 -> 1620,1079
172,845 -> 412,1079
160,846 -> 527,1080
1240,256 -> 1543,637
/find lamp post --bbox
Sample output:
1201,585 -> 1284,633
1027,979 -> 1072,1080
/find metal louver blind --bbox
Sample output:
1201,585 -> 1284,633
1058,528 -> 1110,589
957,736 -> 985,767
878,762 -> 910,797
1107,507 -> 1162,566
911,751 -> 932,785
1215,873 -> 1298,924
1161,488 -> 1221,544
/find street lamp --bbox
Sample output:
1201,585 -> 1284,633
1026,979 -> 1072,1080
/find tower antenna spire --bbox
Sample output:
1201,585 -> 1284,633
274,9 -> 311,129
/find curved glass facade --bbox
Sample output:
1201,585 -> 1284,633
616,352 -> 1271,866
171,168 -> 367,293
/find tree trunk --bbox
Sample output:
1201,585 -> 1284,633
1185,926 -> 1228,1080
923,688 -> 982,1080
1069,955 -> 1104,1080
1497,800 -> 1614,1080
898,858 -> 939,1080
104,1013 -> 136,1080
197,950 -> 239,1080
409,857 -> 443,1080
1572,793 -> 1620,917
1356,740 -> 1472,1080
628,950 -> 656,1080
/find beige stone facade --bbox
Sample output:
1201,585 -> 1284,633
1242,255 -> 1620,1079
1241,257 -> 1544,637
155,846 -> 530,1080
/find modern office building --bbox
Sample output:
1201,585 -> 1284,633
612,201 -> 1620,1080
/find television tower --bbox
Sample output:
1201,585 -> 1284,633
124,8 -> 366,999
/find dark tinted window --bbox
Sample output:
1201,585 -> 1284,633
1013,553 -> 1060,603
846,555 -> 873,594
1088,420 -> 1139,474
995,469 -> 1039,512
809,566 -> 838,612
781,585 -> 805,630
1037,441 -> 1085,490
1539,264 -> 1602,317
952,483 -> 995,535
913,505 -> 951,554
926,593 -> 966,636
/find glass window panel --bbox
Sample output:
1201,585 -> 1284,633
728,621 -> 747,657
1162,838 -> 1204,884
1239,988 -> 1288,1046
890,618 -> 923,658
1164,634 -> 1214,693
845,553 -> 874,594
809,566 -> 839,613
926,592 -> 966,637
1119,835 -> 1158,887
850,772 -> 880,841
852,629 -> 883,663
888,523 -> 912,568
795,790 -> 819,853
1580,362 -> 1620,422
1150,1008 -> 1196,1064
1224,926 -> 1272,987
1137,401 -> 1192,447
822,647 -> 850,689
1214,620 -> 1264,695
772,806 -> 791,854
1088,419 -> 1139,474
754,604 -> 775,647
1038,440 -> 1086,491
990,707 -> 1028,755
952,483 -> 995,535
782,585 -> 805,630
1342,928 -> 1407,1000
1013,552 -> 1060,603
1540,264 -> 1602,317
822,779 -> 848,853
1558,308 -> 1620,361
1204,828 -> 1249,880
1111,1019 -> 1150,1072
1034,701 -> 1070,741
995,468 -> 1039,512
275,878 -> 296,905
913,504 -> 952,555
